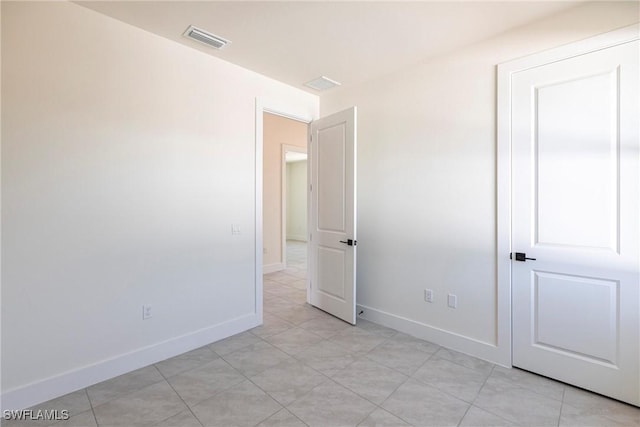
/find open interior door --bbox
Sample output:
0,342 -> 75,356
308,107 -> 357,324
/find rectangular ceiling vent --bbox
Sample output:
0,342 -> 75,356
304,76 -> 341,91
183,25 -> 231,50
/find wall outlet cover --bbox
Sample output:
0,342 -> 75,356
143,304 -> 152,320
424,289 -> 434,303
447,294 -> 458,309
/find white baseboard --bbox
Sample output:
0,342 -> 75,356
263,263 -> 285,274
357,304 -> 511,368
286,235 -> 307,242
1,313 -> 260,411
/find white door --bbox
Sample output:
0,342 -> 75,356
511,41 -> 639,405
308,107 -> 357,324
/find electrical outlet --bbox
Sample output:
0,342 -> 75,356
424,289 -> 434,303
231,224 -> 241,235
447,294 -> 458,309
142,304 -> 152,320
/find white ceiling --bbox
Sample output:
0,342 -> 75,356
76,1 -> 582,93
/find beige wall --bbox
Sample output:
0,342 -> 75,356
263,113 -> 307,269
286,160 -> 307,241
321,1 -> 639,361
1,1 -> 318,409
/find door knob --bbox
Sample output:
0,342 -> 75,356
510,252 -> 536,261
339,239 -> 357,246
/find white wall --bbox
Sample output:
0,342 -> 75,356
1,1 -> 317,409
321,1 -> 639,363
286,160 -> 307,242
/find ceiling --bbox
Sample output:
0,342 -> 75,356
76,1 -> 582,94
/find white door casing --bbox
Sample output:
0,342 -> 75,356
309,107 -> 357,325
509,38 -> 639,406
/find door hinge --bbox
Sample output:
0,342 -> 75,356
310,184 -> 312,192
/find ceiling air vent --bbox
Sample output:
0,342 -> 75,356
304,76 -> 341,91
183,25 -> 231,50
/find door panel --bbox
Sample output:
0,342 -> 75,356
309,107 -> 357,324
535,70 -> 619,250
533,271 -> 618,364
511,41 -> 639,405
317,246 -> 346,299
317,125 -> 346,232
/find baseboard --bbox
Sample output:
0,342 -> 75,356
286,235 -> 307,242
263,263 -> 285,274
357,304 -> 511,367
1,313 -> 260,411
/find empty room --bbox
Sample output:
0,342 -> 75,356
2,1 -> 639,426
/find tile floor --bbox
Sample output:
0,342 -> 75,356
7,241 -> 639,426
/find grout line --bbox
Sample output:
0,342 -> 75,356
288,410 -> 311,427
457,404 -> 472,427
88,373 -> 167,413
353,403 -> 378,426
471,405 -> 524,427
408,372 -> 480,407
430,347 -> 496,375
469,365 -> 532,426
163,378 -> 204,427
230,377 -> 285,426
374,383 -> 416,427
155,346 -> 220,380
494,367 -> 565,403
321,376 -> 384,410
85,389 -> 99,427
557,386 -> 566,427
472,363 -> 495,405
375,369 -> 411,406
278,376 -> 334,413
359,352 -> 418,379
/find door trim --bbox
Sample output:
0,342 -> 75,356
496,24 -> 639,367
255,98 -> 315,324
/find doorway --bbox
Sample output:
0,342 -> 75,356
255,100 -> 358,326
262,112 -> 309,275
283,147 -> 308,270
260,110 -> 316,324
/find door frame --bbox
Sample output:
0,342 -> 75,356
255,98 -> 315,323
281,144 -> 308,268
496,24 -> 639,367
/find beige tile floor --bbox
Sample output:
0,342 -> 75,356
7,241 -> 639,426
